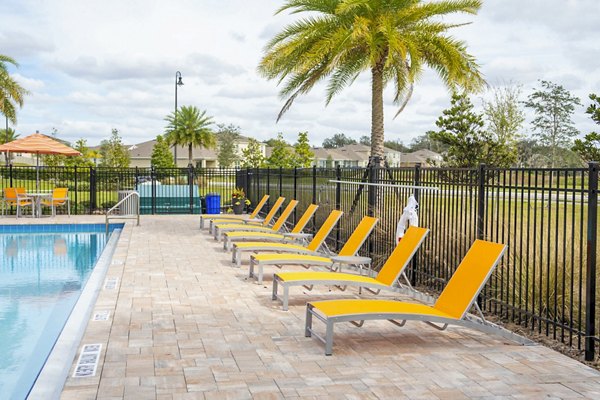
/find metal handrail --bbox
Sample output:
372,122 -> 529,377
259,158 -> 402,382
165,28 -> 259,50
105,191 -> 140,233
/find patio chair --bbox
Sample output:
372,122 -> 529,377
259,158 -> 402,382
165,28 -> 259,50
213,196 -> 286,241
272,226 -> 429,310
305,239 -> 512,355
200,194 -> 269,229
41,187 -> 70,217
208,195 -> 275,234
223,204 -> 319,251
231,209 -> 343,268
248,216 -> 378,284
216,200 -> 298,242
1,187 -> 33,218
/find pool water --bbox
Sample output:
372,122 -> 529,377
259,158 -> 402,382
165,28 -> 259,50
0,226 -> 114,400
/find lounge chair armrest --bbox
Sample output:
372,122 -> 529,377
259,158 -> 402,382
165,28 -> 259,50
330,255 -> 372,265
282,232 -> 313,241
244,218 -> 264,224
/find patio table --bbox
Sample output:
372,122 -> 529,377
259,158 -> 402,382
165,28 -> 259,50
27,192 -> 53,217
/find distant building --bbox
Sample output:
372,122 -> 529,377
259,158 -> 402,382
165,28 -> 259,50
128,135 -> 266,168
399,149 -> 442,167
312,144 -> 404,168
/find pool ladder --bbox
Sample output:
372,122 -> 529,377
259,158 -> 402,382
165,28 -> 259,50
105,191 -> 140,233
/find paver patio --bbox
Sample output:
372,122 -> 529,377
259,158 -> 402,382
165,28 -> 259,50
9,215 -> 600,399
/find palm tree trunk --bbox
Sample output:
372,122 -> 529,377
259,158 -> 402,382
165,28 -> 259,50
188,144 -> 193,167
370,65 -> 385,164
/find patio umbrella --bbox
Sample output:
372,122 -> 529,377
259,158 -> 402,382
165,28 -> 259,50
0,133 -> 82,190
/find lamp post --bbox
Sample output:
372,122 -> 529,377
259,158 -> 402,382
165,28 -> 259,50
174,71 -> 184,165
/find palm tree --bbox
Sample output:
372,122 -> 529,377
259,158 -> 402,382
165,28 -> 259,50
258,0 -> 485,162
164,105 -> 216,167
0,127 -> 19,165
0,55 -> 28,124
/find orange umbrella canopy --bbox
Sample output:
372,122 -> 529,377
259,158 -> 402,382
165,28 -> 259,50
0,133 -> 81,156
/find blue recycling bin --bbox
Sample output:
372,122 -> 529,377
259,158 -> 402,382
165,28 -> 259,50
205,193 -> 221,214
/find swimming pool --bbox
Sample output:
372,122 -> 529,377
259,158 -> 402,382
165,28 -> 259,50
0,224 -> 122,400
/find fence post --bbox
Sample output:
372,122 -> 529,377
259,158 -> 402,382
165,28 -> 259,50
411,163 -> 422,286
293,167 -> 298,224
266,167 -> 271,212
335,165 -> 342,250
477,163 -> 486,240
312,166 -> 317,234
9,164 -> 13,187
89,167 -> 97,214
74,166 -> 78,215
245,167 -> 251,204
151,167 -> 156,215
188,165 -> 194,214
279,167 -> 283,197
585,162 -> 598,361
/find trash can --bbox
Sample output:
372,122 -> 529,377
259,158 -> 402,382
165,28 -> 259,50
117,190 -> 139,215
205,193 -> 221,214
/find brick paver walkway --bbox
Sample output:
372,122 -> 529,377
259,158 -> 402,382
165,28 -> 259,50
54,216 -> 600,399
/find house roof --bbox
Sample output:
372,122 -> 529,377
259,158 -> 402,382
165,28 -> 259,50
128,139 -> 217,160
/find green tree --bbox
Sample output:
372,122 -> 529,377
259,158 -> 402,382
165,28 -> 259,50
100,129 -> 130,167
523,80 -> 582,167
359,136 -> 371,146
572,94 -> 600,162
151,135 -> 175,168
64,138 -> 95,167
164,105 -> 216,167
384,139 -> 409,153
0,127 -> 19,165
266,132 -> 295,168
0,55 -> 28,124
293,131 -> 314,167
408,133 -> 446,153
322,133 -> 356,149
240,138 -> 265,168
216,124 -> 241,168
429,92 -> 516,168
42,128 -> 67,166
258,0 -> 484,163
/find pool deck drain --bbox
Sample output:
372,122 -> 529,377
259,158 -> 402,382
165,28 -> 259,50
4,215 -> 600,399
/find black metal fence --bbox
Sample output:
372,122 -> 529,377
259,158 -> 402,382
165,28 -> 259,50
0,163 -> 598,361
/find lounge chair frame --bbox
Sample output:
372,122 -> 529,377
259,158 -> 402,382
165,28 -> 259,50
272,226 -> 429,310
304,242 -> 535,355
231,210 -> 343,268
248,216 -> 378,284
213,197 -> 286,240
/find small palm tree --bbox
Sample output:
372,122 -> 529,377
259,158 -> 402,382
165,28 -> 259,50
258,0 -> 485,162
164,105 -> 216,167
0,127 -> 19,165
0,55 -> 28,124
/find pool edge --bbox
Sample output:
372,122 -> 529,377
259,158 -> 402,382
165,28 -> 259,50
26,226 -> 123,400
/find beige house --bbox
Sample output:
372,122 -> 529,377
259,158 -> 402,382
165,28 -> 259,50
399,149 -> 442,167
128,135 -> 266,168
312,144 -> 404,168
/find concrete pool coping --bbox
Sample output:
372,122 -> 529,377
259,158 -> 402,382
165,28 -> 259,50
26,224 -> 124,400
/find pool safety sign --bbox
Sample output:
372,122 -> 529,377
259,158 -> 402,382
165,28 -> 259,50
73,344 -> 102,378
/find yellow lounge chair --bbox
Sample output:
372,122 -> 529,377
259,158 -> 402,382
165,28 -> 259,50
248,216 -> 378,284
213,196 -> 287,241
272,226 -> 429,310
231,209 -> 343,268
223,204 -> 319,251
200,194 -> 269,229
305,239 -> 533,355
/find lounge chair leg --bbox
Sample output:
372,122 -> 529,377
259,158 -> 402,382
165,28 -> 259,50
305,305 -> 313,337
282,286 -> 289,311
200,217 -> 204,229
258,265 -> 263,285
272,278 -> 278,300
249,259 -> 255,278
325,320 -> 335,356
223,238 -> 228,251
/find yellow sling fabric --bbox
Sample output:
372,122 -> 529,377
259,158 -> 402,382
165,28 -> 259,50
249,195 -> 270,219
375,226 -> 429,286
270,200 -> 298,231
291,204 -> 319,234
306,210 -> 344,251
337,216 -> 378,256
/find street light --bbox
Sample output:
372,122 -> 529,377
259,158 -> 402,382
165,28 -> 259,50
174,71 -> 184,165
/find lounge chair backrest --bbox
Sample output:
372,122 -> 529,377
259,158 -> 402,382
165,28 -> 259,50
337,216 -> 378,256
306,210 -> 343,251
291,204 -> 319,234
249,195 -> 269,219
434,240 -> 506,319
4,187 -> 17,200
271,200 -> 298,231
261,197 -> 286,226
52,187 -> 68,199
375,226 -> 429,286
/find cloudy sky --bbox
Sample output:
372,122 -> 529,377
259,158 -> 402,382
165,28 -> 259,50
1,0 -> 598,147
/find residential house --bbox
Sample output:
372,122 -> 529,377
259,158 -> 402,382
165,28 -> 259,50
312,144 -> 403,168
